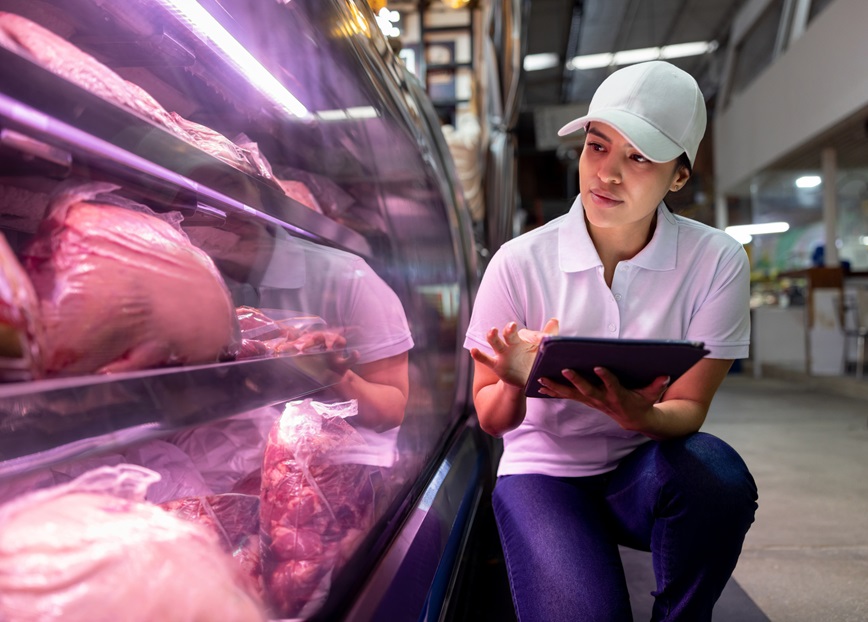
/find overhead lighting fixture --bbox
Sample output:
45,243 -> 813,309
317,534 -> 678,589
375,7 -> 401,38
524,53 -> 560,72
568,40 -> 717,71
660,41 -> 719,59
567,53 -> 613,71
156,0 -> 309,118
613,47 -> 660,65
795,175 -> 822,188
725,222 -> 790,238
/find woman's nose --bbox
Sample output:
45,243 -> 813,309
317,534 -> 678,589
597,155 -> 622,184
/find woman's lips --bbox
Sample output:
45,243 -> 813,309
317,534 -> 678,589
589,188 -> 622,207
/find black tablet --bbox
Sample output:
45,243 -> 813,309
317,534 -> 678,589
524,336 -> 710,398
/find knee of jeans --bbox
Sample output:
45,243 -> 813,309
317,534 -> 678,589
657,433 -> 758,515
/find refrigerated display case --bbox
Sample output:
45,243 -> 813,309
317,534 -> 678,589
0,1 -> 489,620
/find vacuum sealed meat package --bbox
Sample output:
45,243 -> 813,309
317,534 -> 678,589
22,182 -> 240,375
260,399 -> 383,618
0,12 -> 187,138
0,231 -> 42,380
161,493 -> 263,600
0,464 -> 266,622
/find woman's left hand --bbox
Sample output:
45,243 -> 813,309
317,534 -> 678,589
536,366 -> 670,432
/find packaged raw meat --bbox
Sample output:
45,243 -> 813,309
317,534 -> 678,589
260,399 -> 384,618
22,182 -> 240,375
0,231 -> 42,381
161,493 -> 263,600
0,12 -> 187,139
0,13 -> 279,184
0,464 -> 266,622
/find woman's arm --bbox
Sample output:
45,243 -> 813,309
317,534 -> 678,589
537,357 -> 733,440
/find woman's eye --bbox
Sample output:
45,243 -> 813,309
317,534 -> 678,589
587,141 -> 604,152
631,153 -> 648,163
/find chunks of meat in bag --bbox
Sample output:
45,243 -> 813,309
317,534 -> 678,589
161,493 -> 264,601
22,182 -> 240,375
260,399 -> 381,618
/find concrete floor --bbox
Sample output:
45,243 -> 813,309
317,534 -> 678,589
701,370 -> 868,622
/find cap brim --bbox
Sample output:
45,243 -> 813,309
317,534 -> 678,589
557,110 -> 683,163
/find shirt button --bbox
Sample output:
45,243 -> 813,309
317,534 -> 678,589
614,294 -> 622,301
608,323 -> 617,332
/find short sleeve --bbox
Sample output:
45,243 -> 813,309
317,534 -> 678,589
685,245 -> 751,359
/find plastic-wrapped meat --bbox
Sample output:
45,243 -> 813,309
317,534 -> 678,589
0,232 -> 42,380
237,306 -> 290,341
161,494 -> 263,600
22,182 -> 240,375
260,399 -> 380,618
169,113 -> 262,178
0,465 -> 266,622
276,179 -> 323,213
0,12 -> 187,139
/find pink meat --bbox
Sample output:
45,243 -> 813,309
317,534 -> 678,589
260,401 -> 379,617
22,185 -> 239,375
0,232 -> 42,379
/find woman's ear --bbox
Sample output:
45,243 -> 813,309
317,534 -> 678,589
669,166 -> 691,192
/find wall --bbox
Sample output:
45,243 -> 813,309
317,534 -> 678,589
714,0 -> 868,195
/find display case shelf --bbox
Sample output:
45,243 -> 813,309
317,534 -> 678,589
0,353 -> 341,479
0,88 -> 373,258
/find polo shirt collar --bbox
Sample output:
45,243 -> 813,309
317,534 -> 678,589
558,198 -> 678,273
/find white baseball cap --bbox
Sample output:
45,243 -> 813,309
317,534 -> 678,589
557,60 -> 707,167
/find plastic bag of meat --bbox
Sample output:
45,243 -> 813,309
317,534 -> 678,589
260,398 -> 384,618
161,493 -> 263,601
0,464 -> 266,622
0,231 -> 42,381
22,182 -> 240,375
0,12 -> 187,139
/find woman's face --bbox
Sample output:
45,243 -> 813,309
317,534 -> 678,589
579,122 -> 690,234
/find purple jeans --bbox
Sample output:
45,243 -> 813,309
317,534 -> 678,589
492,432 -> 758,622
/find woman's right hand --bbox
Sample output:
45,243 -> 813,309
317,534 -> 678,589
470,318 -> 560,388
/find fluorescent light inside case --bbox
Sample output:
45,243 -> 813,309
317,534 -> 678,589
156,0 -> 309,118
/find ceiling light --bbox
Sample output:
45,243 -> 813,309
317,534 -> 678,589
795,175 -> 822,188
568,40 -> 717,72
725,222 -> 790,236
375,7 -> 401,38
612,47 -> 660,65
524,53 -> 559,72
567,53 -> 613,70
660,41 -> 718,59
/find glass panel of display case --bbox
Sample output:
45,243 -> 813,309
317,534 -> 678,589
0,1 -> 476,619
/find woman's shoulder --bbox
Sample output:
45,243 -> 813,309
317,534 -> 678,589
672,213 -> 745,256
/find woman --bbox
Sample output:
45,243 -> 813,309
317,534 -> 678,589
464,61 -> 758,621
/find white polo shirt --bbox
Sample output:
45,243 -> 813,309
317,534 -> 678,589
464,198 -> 751,477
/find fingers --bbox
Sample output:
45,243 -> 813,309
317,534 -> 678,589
502,322 -> 522,346
470,347 -> 496,368
542,318 -> 560,336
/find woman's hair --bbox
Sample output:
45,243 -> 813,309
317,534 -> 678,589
677,152 -> 692,177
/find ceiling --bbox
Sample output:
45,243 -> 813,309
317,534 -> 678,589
521,0 -> 746,110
